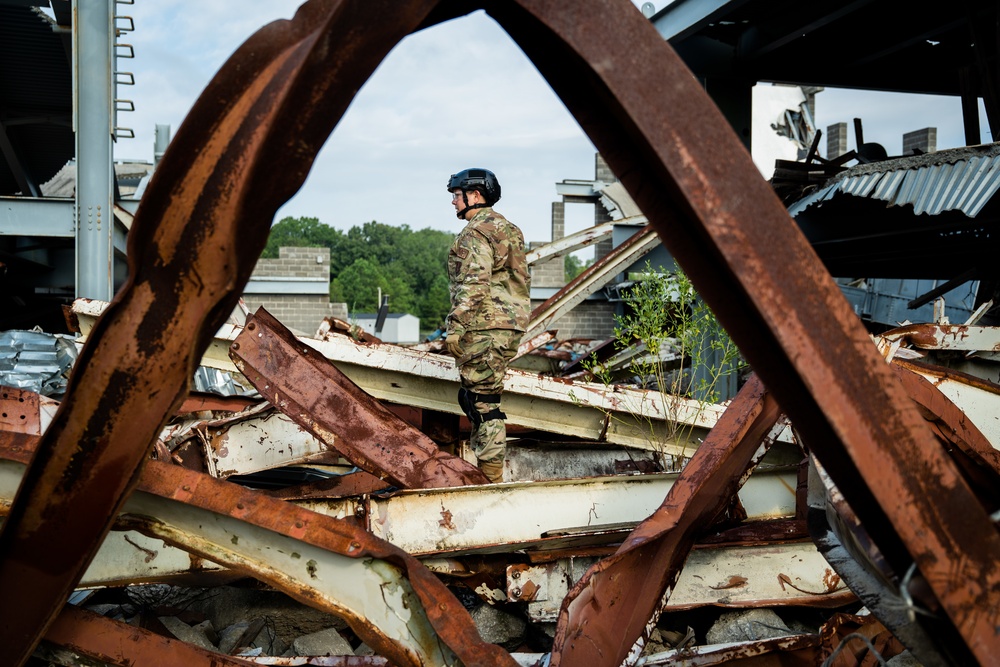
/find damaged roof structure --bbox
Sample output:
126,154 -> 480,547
2,0 -> 1000,666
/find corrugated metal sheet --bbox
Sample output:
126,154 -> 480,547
788,148 -> 1000,219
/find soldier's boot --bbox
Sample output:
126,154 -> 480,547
479,458 -> 504,483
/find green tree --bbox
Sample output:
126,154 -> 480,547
419,273 -> 452,329
264,217 -> 453,327
332,258 -> 416,314
565,254 -> 591,282
262,216 -> 342,258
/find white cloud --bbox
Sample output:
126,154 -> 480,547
116,3 -> 606,244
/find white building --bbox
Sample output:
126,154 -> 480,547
351,313 -> 421,345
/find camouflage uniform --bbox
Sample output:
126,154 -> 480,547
447,207 -> 530,481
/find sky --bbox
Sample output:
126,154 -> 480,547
112,1 -> 991,248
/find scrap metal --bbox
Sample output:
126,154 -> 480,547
890,357 -> 1000,447
294,463 -> 798,557
0,442 -> 515,667
510,541 -> 854,622
482,1 -> 1000,662
0,0 -> 487,661
1,0 -> 997,663
231,307 -> 488,488
879,322 -> 1000,356
549,374 -> 784,666
40,604 -> 257,667
75,296 -> 731,456
170,402 -> 344,480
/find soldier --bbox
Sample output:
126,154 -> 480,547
445,168 -> 530,483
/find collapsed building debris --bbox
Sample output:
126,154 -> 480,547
2,0 -> 1000,665
5,300 -> 1000,664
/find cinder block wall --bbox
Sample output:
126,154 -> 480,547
903,127 -> 937,154
532,201 -> 566,289
593,154 -> 615,260
532,300 -> 617,340
826,122 -> 848,159
244,247 -> 347,336
251,247 -> 329,279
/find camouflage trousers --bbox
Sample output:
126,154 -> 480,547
456,329 -> 521,464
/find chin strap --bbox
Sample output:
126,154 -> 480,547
455,191 -> 488,219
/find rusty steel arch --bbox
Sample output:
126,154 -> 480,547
0,0 -> 998,665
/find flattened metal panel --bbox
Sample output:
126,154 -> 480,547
669,542 -> 854,610
231,307 -> 488,488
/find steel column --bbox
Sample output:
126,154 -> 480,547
73,0 -> 115,300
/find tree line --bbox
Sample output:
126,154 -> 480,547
263,216 -> 590,330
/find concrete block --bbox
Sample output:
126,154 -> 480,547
293,627 -> 354,656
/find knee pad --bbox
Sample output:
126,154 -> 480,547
457,388 -> 506,427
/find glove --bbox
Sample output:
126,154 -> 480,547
446,332 -> 462,357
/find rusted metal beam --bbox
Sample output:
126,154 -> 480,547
891,357 -> 1000,447
0,387 -> 40,435
488,1 -> 1000,662
41,604 -> 257,667
296,464 -> 798,557
549,374 -> 784,665
509,540 -> 854,622
880,322 -> 1000,355
231,307 -> 488,488
5,0 -> 997,663
890,362 -> 1000,477
0,2 -> 449,662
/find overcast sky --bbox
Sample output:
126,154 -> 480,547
113,1 -> 991,247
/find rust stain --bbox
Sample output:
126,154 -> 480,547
519,580 -> 540,602
439,506 -> 456,531
710,575 -> 748,590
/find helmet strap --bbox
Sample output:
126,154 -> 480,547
455,191 -> 488,219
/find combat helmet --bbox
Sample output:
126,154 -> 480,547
448,168 -> 501,218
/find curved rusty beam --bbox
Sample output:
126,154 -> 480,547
484,0 -> 1000,663
550,374 -> 782,666
0,1 -> 444,662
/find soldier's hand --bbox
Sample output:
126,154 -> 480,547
446,332 -> 462,357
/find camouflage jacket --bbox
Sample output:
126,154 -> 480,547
447,207 -> 530,335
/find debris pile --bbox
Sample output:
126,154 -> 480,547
3,299 -> 997,665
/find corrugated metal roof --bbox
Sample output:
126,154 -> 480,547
787,144 -> 1000,219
